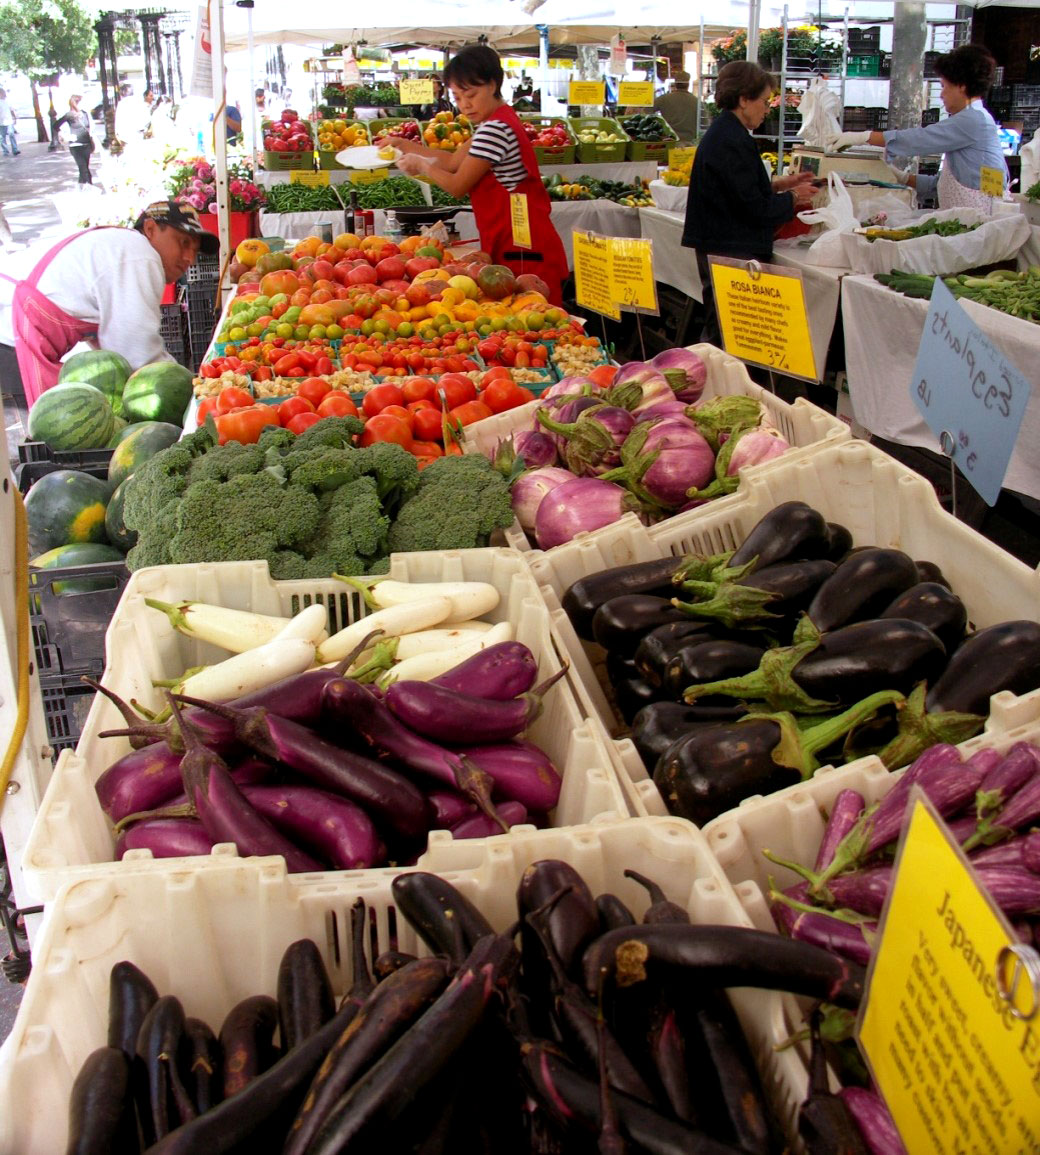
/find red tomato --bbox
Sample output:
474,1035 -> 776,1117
481,378 -> 527,414
449,400 -> 493,428
481,366 -> 512,386
273,352 -> 301,376
362,383 -> 406,418
379,403 -> 414,431
214,405 -> 280,445
407,399 -> 437,413
196,396 -> 218,423
410,439 -> 443,460
297,377 -> 332,407
411,406 -> 444,442
317,391 -> 360,419
286,411 -> 324,435
278,395 -> 316,423
435,373 -> 477,410
216,385 -> 254,414
360,413 -> 413,449
401,376 -> 435,404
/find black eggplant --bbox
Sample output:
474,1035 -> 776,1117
591,595 -> 689,657
277,939 -> 335,1052
914,559 -> 950,588
183,1018 -> 222,1116
630,700 -> 746,770
596,893 -> 637,932
107,960 -> 159,1059
675,558 -> 837,629
218,995 -> 280,1099
390,873 -> 495,965
662,639 -> 769,701
613,674 -> 666,725
806,548 -> 920,632
926,620 -> 1040,715
824,522 -> 854,562
135,995 -> 196,1145
880,582 -> 967,653
562,558 -> 685,640
634,621 -> 721,686
65,1047 -> 139,1155
728,501 -> 831,572
798,1010 -> 870,1154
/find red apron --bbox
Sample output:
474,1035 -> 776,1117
469,105 -> 568,307
6,229 -> 116,406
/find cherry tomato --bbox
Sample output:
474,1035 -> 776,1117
297,377 -> 332,406
278,395 -> 317,424
435,373 -> 477,410
196,396 -> 218,423
449,400 -> 493,428
214,405 -> 280,445
362,383 -> 406,417
286,411 -> 324,435
216,385 -> 254,414
360,413 -> 413,449
317,391 -> 360,419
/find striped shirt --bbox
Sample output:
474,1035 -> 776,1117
469,119 -> 529,190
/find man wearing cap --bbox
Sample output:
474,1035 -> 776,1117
654,72 -> 700,146
0,200 -> 219,407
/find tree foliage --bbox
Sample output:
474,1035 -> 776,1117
0,0 -> 96,80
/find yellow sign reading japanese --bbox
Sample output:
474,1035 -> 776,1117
668,146 -> 695,170
290,169 -> 330,186
617,80 -> 654,106
568,81 -> 605,105
510,193 -> 531,250
573,230 -> 620,320
858,798 -> 1040,1154
609,236 -> 657,312
350,168 -> 388,185
980,165 -> 1004,198
709,257 -> 817,380
399,78 -> 435,105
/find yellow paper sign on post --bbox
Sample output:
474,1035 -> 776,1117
350,168 -> 388,185
617,80 -> 654,106
858,797 -> 1040,1154
980,165 -> 1004,198
609,237 -> 658,313
573,230 -> 620,321
709,257 -> 817,380
290,169 -> 330,186
399,78 -> 435,105
510,193 -> 531,249
568,81 -> 605,105
668,146 -> 695,170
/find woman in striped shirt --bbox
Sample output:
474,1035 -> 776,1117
380,44 -> 568,306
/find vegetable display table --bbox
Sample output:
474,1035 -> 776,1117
841,272 -> 1040,500
254,159 -> 659,189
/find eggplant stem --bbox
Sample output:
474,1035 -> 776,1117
170,692 -> 242,721
335,628 -> 386,674
767,877 -> 877,927
112,802 -> 196,835
530,662 -> 569,701
144,597 -> 190,634
332,573 -> 387,610
345,638 -> 399,684
622,868 -> 668,908
454,755 -> 510,833
81,676 -> 155,737
876,683 -> 984,771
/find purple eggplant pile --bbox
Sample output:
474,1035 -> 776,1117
561,500 -> 1040,827
490,349 -> 797,549
92,642 -> 567,870
67,867 -> 873,1153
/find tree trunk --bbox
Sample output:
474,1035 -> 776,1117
30,80 -> 48,143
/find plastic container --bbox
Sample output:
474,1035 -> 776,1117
569,116 -> 630,163
618,113 -> 678,162
525,438 -> 1040,820
262,150 -> 312,171
846,53 -> 881,77
0,817 -> 748,1154
20,549 -> 633,901
519,115 -> 577,165
460,342 -> 850,555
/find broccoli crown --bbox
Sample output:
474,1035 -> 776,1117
257,424 -> 297,451
186,441 -> 267,484
386,455 -> 514,554
121,443 -> 196,532
350,442 -> 421,509
282,446 -> 364,493
290,415 -> 365,452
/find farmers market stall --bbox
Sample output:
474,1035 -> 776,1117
254,161 -> 660,189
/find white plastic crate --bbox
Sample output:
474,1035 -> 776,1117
526,439 -> 1040,820
0,817 -> 753,1155
20,549 -> 631,901
461,342 -> 850,554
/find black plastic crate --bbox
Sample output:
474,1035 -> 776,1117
160,302 -> 188,367
848,25 -> 880,49
1013,84 -> 1040,105
878,52 -> 890,79
37,673 -> 99,757
922,109 -> 940,127
29,562 -> 130,675
186,252 -> 220,282
15,456 -> 111,496
16,442 -> 114,469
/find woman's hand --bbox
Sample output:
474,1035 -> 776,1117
396,152 -> 431,177
375,134 -> 419,155
773,170 -> 816,193
792,181 -> 817,208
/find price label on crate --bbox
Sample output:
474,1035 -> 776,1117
289,170 -> 330,186
350,168 -> 389,185
909,277 -> 1030,506
858,796 -> 1040,1155
617,80 -> 654,106
399,78 -> 435,105
568,81 -> 605,105
609,236 -> 657,313
573,230 -> 620,320
709,257 -> 816,380
668,146 -> 695,169
979,165 -> 1004,198
510,192 -> 531,249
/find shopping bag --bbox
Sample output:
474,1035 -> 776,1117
796,172 -> 859,266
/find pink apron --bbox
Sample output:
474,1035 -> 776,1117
4,229 -> 116,406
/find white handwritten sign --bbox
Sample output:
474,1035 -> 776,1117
910,278 -> 1031,506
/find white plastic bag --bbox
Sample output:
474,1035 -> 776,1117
797,78 -> 843,150
796,172 -> 859,267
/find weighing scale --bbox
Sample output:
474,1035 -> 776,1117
792,146 -> 916,212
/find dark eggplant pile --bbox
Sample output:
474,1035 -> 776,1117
65,868 -> 874,1154
561,500 -> 1040,827
91,642 -> 568,870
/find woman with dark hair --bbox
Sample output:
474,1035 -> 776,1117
376,44 -> 568,305
56,95 -> 94,186
681,60 -> 816,343
834,44 -> 1006,209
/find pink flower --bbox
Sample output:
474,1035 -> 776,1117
206,201 -> 217,214
197,164 -> 214,182
230,178 -> 244,194
187,192 -> 206,209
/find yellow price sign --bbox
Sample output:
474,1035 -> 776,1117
709,258 -> 817,380
350,168 -> 388,185
573,230 -> 620,320
609,237 -> 657,313
289,169 -> 330,186
399,78 -> 435,105
980,165 -> 1004,198
858,797 -> 1040,1154
617,80 -> 654,106
510,192 -> 531,250
668,146 -> 695,169
568,81 -> 605,105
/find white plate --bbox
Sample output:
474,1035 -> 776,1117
334,144 -> 400,169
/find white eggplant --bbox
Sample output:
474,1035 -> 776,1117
273,602 -> 329,646
316,596 -> 454,664
375,622 -> 514,686
143,598 -> 291,654
173,637 -> 317,703
339,577 -> 500,624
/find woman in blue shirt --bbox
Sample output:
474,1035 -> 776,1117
835,44 -> 1006,210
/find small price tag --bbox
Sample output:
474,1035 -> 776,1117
569,81 -> 605,105
573,230 -> 620,320
609,236 -> 658,313
510,192 -> 531,250
399,78 -> 435,105
709,257 -> 817,380
909,277 -> 1031,506
668,146 -> 695,169
858,797 -> 1040,1154
980,165 -> 1004,198
617,80 -> 654,106
350,168 -> 389,185
290,170 -> 330,186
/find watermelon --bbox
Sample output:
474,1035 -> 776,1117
28,384 -> 116,451
24,469 -> 111,554
122,361 -> 194,425
58,349 -> 131,416
30,542 -> 126,593
107,416 -> 129,445
108,421 -> 182,488
104,478 -> 137,552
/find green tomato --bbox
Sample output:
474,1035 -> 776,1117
284,306 -> 302,323
293,324 -> 310,340
275,322 -> 294,338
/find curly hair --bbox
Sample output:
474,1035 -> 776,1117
935,44 -> 997,98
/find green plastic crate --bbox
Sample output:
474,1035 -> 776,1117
618,113 -> 678,162
262,150 -> 312,171
847,53 -> 881,77
519,115 -> 577,165
569,117 -> 630,164
371,116 -> 423,146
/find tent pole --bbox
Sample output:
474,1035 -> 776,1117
235,0 -> 257,164
211,0 -> 231,294
747,0 -> 761,61
536,23 -> 549,114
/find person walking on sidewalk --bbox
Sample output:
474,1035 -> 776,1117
0,90 -> 20,157
56,95 -> 94,185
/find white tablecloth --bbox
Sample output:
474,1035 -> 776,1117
256,159 -> 658,188
842,273 -> 1040,500
649,180 -> 688,213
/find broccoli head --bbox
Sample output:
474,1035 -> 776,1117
386,455 -> 514,554
350,442 -> 421,510
257,424 -> 297,451
121,443 -> 196,532
281,446 -> 364,493
186,441 -> 266,484
290,415 -> 365,452
297,475 -> 390,577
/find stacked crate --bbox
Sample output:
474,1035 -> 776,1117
185,252 -> 221,372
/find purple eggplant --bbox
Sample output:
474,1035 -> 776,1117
95,742 -> 188,824
449,801 -> 528,838
429,641 -> 538,700
926,621 -> 1040,715
975,866 -> 1040,915
686,394 -> 763,451
825,868 -> 893,917
510,466 -> 577,533
512,429 -> 559,470
864,744 -> 964,855
539,394 -> 604,452
534,476 -> 645,549
241,784 -> 383,869
630,398 -> 691,424
115,818 -> 216,860
838,1087 -> 907,1155
601,419 -> 716,510
815,790 -> 867,873
650,347 -> 707,403
606,363 -> 674,412
451,739 -> 562,811
771,890 -> 875,965
536,403 -> 636,476
426,790 -> 475,829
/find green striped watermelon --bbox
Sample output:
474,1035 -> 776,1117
104,478 -> 136,552
122,361 -> 194,425
24,469 -> 111,554
108,421 -> 182,488
58,350 -> 131,416
30,542 -> 126,592
107,416 -> 129,445
28,384 -> 116,451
